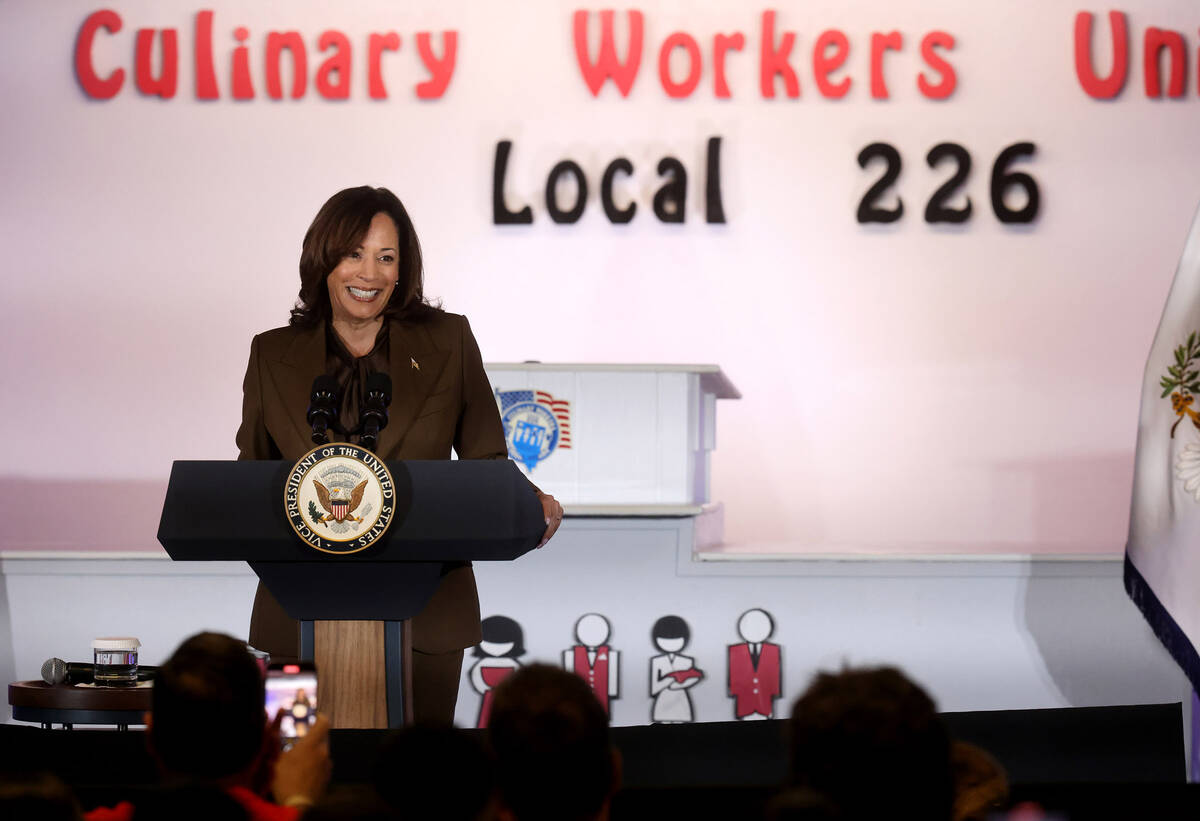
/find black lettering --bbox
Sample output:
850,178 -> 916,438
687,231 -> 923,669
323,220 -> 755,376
653,157 -> 687,223
705,136 -> 726,224
601,157 -> 636,223
546,160 -> 588,223
493,140 -> 533,224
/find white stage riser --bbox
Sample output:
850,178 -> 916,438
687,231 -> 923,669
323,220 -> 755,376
0,524 -> 1183,729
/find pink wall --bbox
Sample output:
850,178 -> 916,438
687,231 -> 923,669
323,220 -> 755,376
2,1 -> 1199,554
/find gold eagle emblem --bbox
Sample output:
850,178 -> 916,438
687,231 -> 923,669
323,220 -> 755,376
312,479 -> 369,526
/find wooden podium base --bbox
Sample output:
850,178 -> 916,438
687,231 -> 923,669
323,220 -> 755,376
303,619 -> 412,729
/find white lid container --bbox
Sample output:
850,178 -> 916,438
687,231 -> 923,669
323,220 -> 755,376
92,637 -> 141,651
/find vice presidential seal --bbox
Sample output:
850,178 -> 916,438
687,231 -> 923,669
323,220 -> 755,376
284,444 -> 395,554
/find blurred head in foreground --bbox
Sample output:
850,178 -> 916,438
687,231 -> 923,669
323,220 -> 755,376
0,772 -> 82,821
488,663 -> 618,821
149,632 -> 266,781
950,740 -> 1009,821
372,723 -> 496,820
129,782 -> 250,821
787,666 -> 953,821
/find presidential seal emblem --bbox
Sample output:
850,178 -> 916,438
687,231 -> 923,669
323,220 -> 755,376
495,389 -> 572,471
284,444 -> 395,554
1158,333 -> 1200,503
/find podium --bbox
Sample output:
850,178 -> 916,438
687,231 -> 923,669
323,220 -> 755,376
158,459 -> 545,728
485,363 -> 740,510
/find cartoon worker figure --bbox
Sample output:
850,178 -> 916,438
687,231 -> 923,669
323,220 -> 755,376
649,615 -> 703,724
563,613 -> 619,714
470,615 -> 526,728
727,608 -> 782,720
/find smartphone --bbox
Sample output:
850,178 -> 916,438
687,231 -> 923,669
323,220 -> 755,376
265,661 -> 318,749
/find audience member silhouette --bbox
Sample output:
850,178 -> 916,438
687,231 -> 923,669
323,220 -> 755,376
786,666 -> 954,821
128,783 -> 249,821
371,723 -> 497,820
301,785 -> 398,821
488,663 -> 619,821
950,740 -> 1009,821
85,632 -> 330,821
0,771 -> 83,821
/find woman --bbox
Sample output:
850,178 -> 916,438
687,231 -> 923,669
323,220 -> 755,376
236,186 -> 562,723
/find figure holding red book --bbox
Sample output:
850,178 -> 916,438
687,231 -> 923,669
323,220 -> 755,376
649,615 -> 704,724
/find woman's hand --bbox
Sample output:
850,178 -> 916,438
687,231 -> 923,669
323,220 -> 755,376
537,491 -> 564,547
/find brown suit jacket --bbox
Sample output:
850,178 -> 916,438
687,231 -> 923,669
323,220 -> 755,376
236,311 -> 508,655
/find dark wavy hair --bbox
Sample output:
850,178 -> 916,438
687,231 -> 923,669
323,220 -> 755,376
289,186 -> 438,328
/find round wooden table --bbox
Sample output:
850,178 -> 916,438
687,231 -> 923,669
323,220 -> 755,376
8,681 -> 151,729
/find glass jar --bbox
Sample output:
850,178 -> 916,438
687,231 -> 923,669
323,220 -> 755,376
92,637 -> 140,686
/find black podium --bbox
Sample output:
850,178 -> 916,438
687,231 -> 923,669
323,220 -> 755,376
158,459 -> 544,727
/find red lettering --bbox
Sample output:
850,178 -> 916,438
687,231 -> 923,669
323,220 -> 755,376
315,31 -> 351,99
813,29 -> 850,98
1074,11 -> 1128,99
74,10 -> 124,99
266,32 -> 307,99
573,10 -> 644,97
760,11 -> 799,98
917,31 -> 956,99
712,32 -> 744,98
368,32 -> 400,100
195,10 -> 218,99
416,31 -> 457,99
869,31 -> 902,99
658,32 -> 702,98
1144,27 -> 1186,98
134,28 -> 177,98
232,26 -> 254,100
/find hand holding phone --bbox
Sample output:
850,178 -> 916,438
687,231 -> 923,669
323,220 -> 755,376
272,713 -> 332,807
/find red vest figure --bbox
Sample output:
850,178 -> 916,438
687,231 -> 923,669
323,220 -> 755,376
563,613 -> 620,715
727,608 -> 782,720
573,644 -> 611,712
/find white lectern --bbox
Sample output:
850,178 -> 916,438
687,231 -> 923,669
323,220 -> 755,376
485,363 -> 740,514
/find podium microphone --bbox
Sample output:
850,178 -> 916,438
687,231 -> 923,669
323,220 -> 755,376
359,372 -> 392,452
307,375 -> 340,444
41,658 -> 157,685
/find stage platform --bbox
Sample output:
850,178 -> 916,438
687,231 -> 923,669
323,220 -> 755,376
0,702 -> 1189,817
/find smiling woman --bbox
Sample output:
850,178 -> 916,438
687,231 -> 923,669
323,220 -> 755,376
290,187 -> 432,334
325,213 -> 400,342
235,186 -> 562,725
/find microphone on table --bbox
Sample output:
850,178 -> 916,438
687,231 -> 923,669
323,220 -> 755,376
41,658 -> 158,685
307,375 -> 340,444
359,372 -> 392,453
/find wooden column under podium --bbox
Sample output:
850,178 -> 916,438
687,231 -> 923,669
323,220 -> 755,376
309,621 -> 407,729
